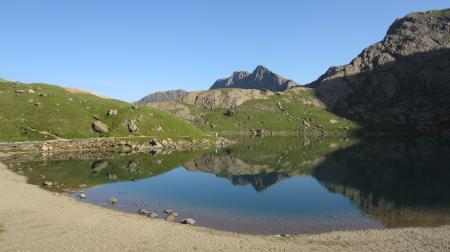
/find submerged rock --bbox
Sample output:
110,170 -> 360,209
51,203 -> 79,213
79,193 -> 87,199
108,197 -> 118,204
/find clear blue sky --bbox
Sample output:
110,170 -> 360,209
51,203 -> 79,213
1,0 -> 448,101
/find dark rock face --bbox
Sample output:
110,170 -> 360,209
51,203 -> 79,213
309,9 -> 450,135
136,89 -> 187,104
210,65 -> 300,92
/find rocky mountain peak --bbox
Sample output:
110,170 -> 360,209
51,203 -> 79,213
210,65 -> 299,91
231,71 -> 250,81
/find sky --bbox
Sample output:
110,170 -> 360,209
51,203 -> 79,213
0,0 -> 449,102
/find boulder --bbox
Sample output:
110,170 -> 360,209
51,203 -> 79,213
92,120 -> 109,133
149,212 -> 159,218
127,120 -> 138,132
91,160 -> 108,172
107,109 -> 118,116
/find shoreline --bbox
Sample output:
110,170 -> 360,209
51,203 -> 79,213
0,136 -> 233,158
0,162 -> 449,251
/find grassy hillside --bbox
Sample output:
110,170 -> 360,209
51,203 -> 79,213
0,82 -> 205,142
160,88 -> 360,133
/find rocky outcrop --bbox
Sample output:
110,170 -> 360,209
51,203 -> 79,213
210,65 -> 299,91
309,9 -> 450,134
136,89 -> 187,104
181,88 -> 273,110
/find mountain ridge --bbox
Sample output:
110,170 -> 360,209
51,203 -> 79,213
308,8 -> 450,135
136,89 -> 187,104
210,65 -> 299,92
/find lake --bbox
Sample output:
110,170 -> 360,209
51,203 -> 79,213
5,137 -> 450,234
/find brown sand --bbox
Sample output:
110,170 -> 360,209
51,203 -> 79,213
0,162 -> 449,251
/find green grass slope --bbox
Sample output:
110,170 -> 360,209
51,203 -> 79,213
0,82 -> 205,142
180,88 -> 360,133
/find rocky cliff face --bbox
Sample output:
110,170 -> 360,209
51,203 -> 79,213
309,9 -> 450,135
210,65 -> 299,92
181,88 -> 273,109
136,89 -> 187,104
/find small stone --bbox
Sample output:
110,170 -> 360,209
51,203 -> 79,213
180,218 -> 196,225
107,174 -> 118,179
149,212 -> 158,218
138,208 -> 150,215
329,119 -> 338,124
34,102 -> 42,106
15,89 -> 25,94
27,89 -> 35,94
149,139 -> 163,148
166,214 -> 176,221
131,105 -> 138,110
79,193 -> 87,199
108,197 -> 118,204
42,181 -> 53,187
164,209 -> 174,214
153,126 -> 162,132
224,109 -> 235,116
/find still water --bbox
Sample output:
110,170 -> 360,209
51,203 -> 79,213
6,137 -> 450,234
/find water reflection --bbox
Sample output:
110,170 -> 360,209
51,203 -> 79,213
4,137 -> 450,233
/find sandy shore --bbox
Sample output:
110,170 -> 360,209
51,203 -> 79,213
0,162 -> 449,251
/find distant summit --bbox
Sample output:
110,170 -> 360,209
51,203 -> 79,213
136,89 -> 187,104
210,65 -> 299,92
